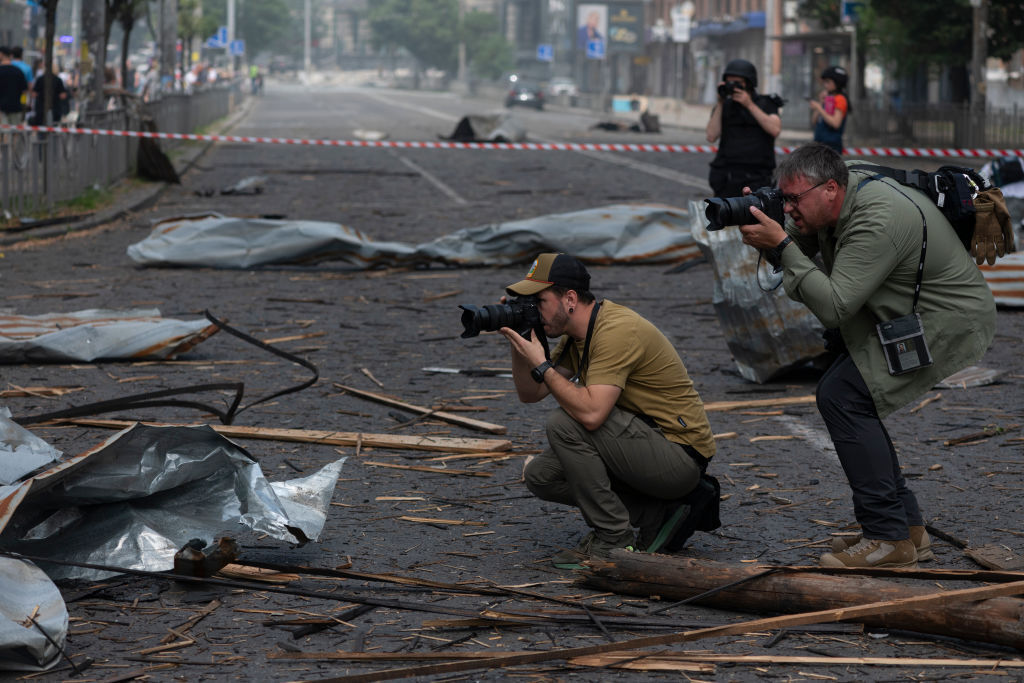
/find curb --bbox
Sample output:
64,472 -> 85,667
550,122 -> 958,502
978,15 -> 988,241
0,96 -> 255,247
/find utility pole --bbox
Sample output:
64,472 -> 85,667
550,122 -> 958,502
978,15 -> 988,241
457,0 -> 466,86
304,0 -> 312,83
762,0 -> 775,95
227,0 -> 236,74
969,0 -> 988,147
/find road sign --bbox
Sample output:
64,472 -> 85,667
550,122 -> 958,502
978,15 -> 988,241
537,44 -> 553,62
207,26 -> 228,48
586,39 -> 605,60
229,40 -> 245,57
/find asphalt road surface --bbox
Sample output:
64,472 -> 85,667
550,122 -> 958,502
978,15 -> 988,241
2,77 -> 1023,682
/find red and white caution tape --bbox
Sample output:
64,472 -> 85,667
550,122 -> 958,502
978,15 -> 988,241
2,124 -> 1022,158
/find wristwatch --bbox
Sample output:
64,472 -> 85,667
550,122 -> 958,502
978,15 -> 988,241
773,235 -> 793,261
531,360 -> 554,383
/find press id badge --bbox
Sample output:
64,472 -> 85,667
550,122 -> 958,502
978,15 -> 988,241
876,313 -> 933,376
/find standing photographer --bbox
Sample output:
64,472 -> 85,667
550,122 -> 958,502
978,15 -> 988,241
810,65 -> 851,154
706,59 -> 782,198
498,253 -> 719,568
737,143 -> 996,568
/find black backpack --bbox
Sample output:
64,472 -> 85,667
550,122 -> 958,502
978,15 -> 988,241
849,164 -> 986,250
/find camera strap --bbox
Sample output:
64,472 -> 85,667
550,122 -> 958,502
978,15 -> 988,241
556,301 -> 602,383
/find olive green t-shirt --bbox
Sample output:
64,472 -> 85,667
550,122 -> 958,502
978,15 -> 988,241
550,300 -> 716,459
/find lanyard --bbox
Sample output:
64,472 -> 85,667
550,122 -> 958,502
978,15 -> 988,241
856,175 -> 927,313
555,302 -> 601,383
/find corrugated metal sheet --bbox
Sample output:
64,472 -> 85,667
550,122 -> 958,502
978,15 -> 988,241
0,423 -> 345,581
689,200 -> 827,383
979,251 -> 1024,307
0,309 -> 219,363
126,205 -> 703,269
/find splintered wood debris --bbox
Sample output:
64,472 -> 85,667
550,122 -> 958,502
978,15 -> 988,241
64,418 -> 512,453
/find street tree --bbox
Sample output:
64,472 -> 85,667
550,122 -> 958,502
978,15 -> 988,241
106,0 -> 148,92
799,0 -> 1024,102
463,10 -> 513,81
368,0 -> 460,76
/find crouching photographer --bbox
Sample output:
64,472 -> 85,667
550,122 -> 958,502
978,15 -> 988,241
735,143 -> 996,568
463,253 -> 720,569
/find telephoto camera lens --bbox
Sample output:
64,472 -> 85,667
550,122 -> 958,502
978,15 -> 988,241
704,187 -> 785,231
459,296 -> 541,338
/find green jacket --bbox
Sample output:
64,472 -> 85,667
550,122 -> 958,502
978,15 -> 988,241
778,162 -> 996,417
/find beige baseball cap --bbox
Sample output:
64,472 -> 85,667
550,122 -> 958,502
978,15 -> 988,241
506,253 -> 591,297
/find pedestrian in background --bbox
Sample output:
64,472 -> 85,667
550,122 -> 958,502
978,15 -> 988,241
810,65 -> 851,154
0,46 -> 29,130
10,47 -> 33,86
706,59 -> 782,198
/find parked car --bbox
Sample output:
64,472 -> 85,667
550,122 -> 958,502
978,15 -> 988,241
505,81 -> 544,110
547,76 -> 579,98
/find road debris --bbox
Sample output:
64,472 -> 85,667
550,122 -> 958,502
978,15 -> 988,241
335,383 -> 507,434
0,309 -> 218,363
125,204 -> 701,269
0,423 -> 345,580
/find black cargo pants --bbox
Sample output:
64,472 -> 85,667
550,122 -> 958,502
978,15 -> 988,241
816,353 -> 924,540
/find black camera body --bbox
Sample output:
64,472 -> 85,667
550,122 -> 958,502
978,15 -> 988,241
460,296 -> 541,338
717,81 -> 745,99
704,186 -> 785,231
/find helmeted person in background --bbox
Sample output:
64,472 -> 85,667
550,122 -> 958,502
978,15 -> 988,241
706,58 -> 782,198
810,65 -> 851,154
737,143 -> 996,568
498,254 -> 720,569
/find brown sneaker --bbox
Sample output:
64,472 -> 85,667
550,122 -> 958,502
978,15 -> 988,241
551,531 -> 634,569
820,537 -> 918,568
830,525 -> 934,562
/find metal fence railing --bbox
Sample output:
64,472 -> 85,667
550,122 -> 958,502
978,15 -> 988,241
849,102 -> 1024,150
1,83 -> 244,218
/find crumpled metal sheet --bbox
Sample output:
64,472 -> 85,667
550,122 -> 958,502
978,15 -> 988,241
689,200 -> 827,383
125,204 -> 702,269
935,365 -> 1004,389
443,114 -> 527,142
979,250 -> 1024,308
0,423 -> 345,581
0,557 -> 67,671
0,309 -> 219,363
0,408 -> 62,486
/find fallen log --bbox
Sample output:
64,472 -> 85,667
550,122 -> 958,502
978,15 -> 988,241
582,554 -> 1024,650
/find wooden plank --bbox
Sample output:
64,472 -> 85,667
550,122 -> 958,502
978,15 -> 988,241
570,653 -> 1024,670
334,383 -> 507,434
63,419 -> 511,453
703,395 -> 817,411
363,461 -> 492,478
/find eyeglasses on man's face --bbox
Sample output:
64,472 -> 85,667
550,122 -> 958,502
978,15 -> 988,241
782,181 -> 826,208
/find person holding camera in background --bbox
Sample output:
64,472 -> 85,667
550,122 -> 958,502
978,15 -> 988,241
810,65 -> 851,154
706,59 -> 782,198
496,253 -> 719,569
736,143 -> 996,568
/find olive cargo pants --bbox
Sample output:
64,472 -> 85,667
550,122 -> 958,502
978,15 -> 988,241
524,406 -> 702,543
